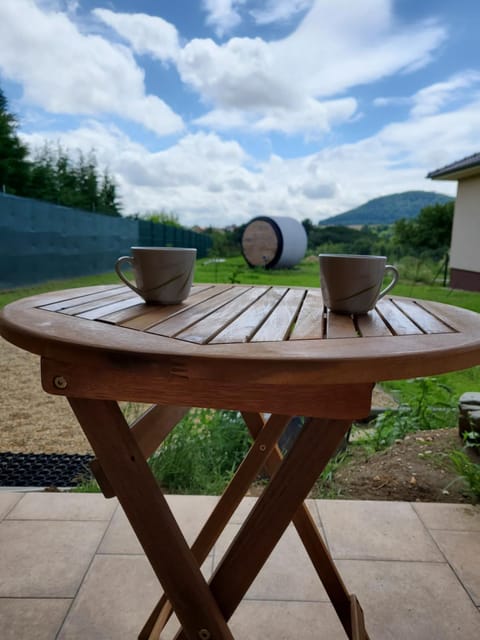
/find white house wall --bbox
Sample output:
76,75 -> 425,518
450,175 -> 480,273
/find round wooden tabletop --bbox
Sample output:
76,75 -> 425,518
1,283 -> 480,388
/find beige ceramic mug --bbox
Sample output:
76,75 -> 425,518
115,247 -> 196,304
319,254 -> 399,315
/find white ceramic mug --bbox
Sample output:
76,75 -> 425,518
319,254 -> 399,315
115,247 -> 196,304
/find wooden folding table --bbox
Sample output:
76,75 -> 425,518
2,283 -> 480,639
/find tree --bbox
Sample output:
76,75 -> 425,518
26,141 -> 121,215
0,83 -> 122,214
98,170 -> 122,216
28,143 -> 58,202
0,88 -> 31,195
140,211 -> 183,227
392,201 -> 454,258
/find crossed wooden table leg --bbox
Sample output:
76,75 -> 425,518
67,398 -> 369,640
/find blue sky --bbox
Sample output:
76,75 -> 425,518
0,0 -> 479,227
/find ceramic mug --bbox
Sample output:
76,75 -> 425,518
115,247 -> 196,304
319,254 -> 399,315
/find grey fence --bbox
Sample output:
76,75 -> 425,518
0,194 -> 212,288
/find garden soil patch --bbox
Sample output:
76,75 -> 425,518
331,427 -> 475,504
0,339 -> 475,502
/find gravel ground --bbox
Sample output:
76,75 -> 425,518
0,340 -> 92,454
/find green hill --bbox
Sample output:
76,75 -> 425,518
319,191 -> 453,226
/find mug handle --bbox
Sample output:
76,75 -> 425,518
378,265 -> 399,300
115,256 -> 142,295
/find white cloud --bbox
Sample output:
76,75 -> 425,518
0,0 -> 183,136
373,96 -> 409,108
374,71 -> 480,120
93,9 -> 180,63
178,37 -> 293,109
20,89 -> 471,227
268,0 -> 446,98
4,0 -> 472,229
177,0 -> 445,136
410,70 -> 480,117
250,0 -> 314,25
253,97 -> 357,135
202,0 -> 244,37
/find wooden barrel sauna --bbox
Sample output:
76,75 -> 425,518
241,216 -> 308,269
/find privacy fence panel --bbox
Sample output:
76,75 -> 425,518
0,194 -> 212,288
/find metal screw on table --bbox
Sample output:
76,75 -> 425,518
53,375 -> 68,389
259,444 -> 266,452
198,629 -> 211,639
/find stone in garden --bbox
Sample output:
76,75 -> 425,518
458,392 -> 480,438
459,392 -> 480,408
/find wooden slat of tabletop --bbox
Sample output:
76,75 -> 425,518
99,284 -> 216,325
147,286 -> 255,338
174,287 -> 269,344
114,285 -> 231,331
66,291 -> 136,317
251,288 -> 305,343
40,286 -> 125,311
210,287 -> 288,344
392,299 -> 455,334
356,309 -> 393,337
289,289 -> 324,340
376,298 -> 424,335
325,312 -> 359,339
99,302 -> 149,325
77,296 -> 143,320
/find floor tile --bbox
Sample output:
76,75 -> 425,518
229,496 -> 257,524
0,597 -> 71,640
213,523 -> 329,601
338,559 -> 480,640
0,492 -> 22,520
58,553 -> 214,640
57,555 -> 159,639
229,600 -> 346,639
316,499 -> 443,561
160,600 -> 347,640
413,502 -> 480,531
430,529 -> 480,605
96,506 -> 143,555
230,496 -> 318,527
0,520 -> 107,597
1,494 -> 479,640
6,492 -> 117,521
166,494 -> 219,545
99,495 -> 218,554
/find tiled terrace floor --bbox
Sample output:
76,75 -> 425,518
0,492 -> 479,639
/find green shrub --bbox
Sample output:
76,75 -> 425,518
357,377 -> 457,453
148,409 -> 252,494
448,450 -> 480,501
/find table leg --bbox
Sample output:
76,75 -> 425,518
139,413 -> 292,640
68,398 -> 235,640
174,416 -> 365,640
242,413 -> 369,640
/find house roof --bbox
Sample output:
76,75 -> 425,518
427,152 -> 480,181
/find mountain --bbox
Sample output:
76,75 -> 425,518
319,191 -> 454,226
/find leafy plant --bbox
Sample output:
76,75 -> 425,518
311,450 -> 350,498
357,407 -> 414,452
148,409 -> 251,494
73,408 -> 252,495
448,450 -> 480,501
356,377 -> 458,453
463,429 -> 480,452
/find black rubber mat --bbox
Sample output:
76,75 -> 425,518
0,452 -> 94,487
